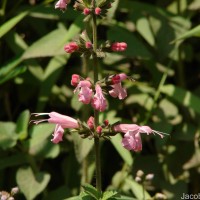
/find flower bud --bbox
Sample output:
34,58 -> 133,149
85,42 -> 92,49
83,8 -> 90,15
64,42 -> 79,53
136,170 -> 144,178
11,187 -> 19,196
145,173 -> 154,181
95,7 -> 101,15
87,116 -> 94,130
111,42 -> 127,52
71,74 -> 80,87
104,119 -> 109,126
96,126 -> 102,135
135,176 -> 142,183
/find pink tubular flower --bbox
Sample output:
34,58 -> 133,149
95,7 -> 101,15
111,42 -> 127,52
91,84 -> 107,112
109,73 -> 127,100
113,124 -> 165,152
64,42 -> 79,53
55,0 -> 69,11
74,80 -> 93,104
71,74 -> 80,87
87,116 -> 94,130
31,112 -> 79,143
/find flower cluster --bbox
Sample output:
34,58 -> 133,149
71,73 -> 128,112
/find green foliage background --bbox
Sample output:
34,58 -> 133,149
1,0 -> 200,199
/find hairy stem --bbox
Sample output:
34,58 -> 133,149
92,0 -> 102,193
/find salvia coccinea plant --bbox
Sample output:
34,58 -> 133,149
30,0 -> 168,199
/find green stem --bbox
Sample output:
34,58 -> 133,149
92,0 -> 102,193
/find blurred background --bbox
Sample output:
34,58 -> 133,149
1,0 -> 200,199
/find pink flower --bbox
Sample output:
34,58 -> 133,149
71,74 -> 80,87
64,42 -> 79,53
91,84 -> 107,112
31,112 -> 79,143
109,73 -> 127,100
74,80 -> 93,104
111,42 -> 127,52
113,124 -> 164,152
83,8 -> 90,15
95,7 -> 101,15
87,116 -> 94,129
51,125 -> 64,144
55,0 -> 69,11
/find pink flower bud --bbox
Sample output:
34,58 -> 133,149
104,119 -> 109,126
83,8 -> 90,15
95,7 -> 101,15
64,42 -> 79,53
111,42 -> 127,52
96,126 -> 102,135
87,116 -> 94,130
71,74 -> 80,87
85,41 -> 92,49
112,75 -> 121,84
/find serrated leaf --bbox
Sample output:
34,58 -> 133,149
82,184 -> 101,200
16,166 -> 50,200
0,122 -> 17,149
102,190 -> 118,200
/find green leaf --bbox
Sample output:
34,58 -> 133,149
82,184 -> 101,200
36,55 -> 68,111
16,110 -> 30,140
110,134 -> 133,166
22,15 -> 84,59
102,190 -> 118,200
136,17 -> 155,46
72,133 -> 94,162
160,84 -> 200,115
173,24 -> 200,42
25,123 -> 58,158
0,122 -> 17,149
16,166 -> 50,200
125,178 -> 151,200
0,11 -> 28,38
0,153 -> 27,170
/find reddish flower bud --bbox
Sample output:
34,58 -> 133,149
111,42 -> 127,52
96,126 -> 102,135
104,119 -> 109,126
71,74 -> 80,87
87,116 -> 94,130
95,7 -> 101,15
83,8 -> 90,15
85,41 -> 92,49
64,42 -> 79,53
112,74 -> 121,84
